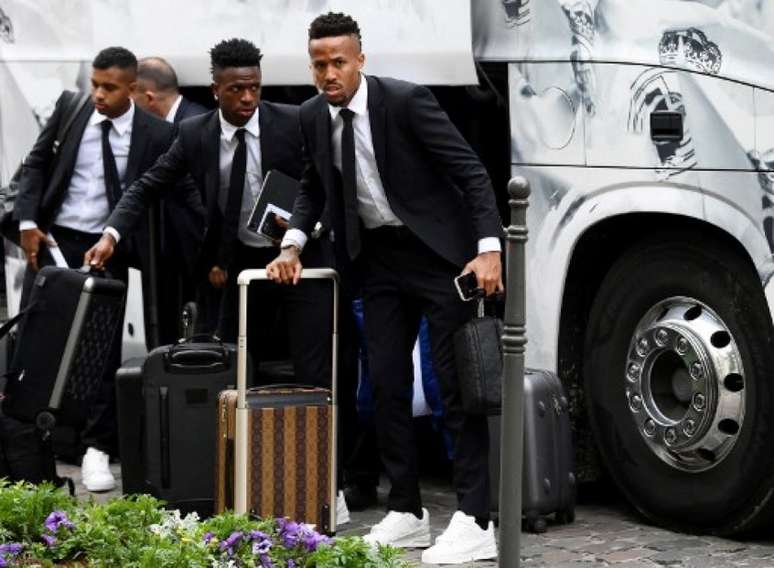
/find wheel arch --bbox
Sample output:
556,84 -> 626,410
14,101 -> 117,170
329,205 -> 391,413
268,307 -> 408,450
556,212 -> 766,482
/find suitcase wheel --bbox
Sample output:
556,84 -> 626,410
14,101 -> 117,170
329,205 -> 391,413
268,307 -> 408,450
556,508 -> 575,525
524,514 -> 547,533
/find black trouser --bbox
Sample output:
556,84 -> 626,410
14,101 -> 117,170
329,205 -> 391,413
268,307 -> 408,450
358,226 -> 489,519
19,225 -> 128,457
217,242 -> 334,388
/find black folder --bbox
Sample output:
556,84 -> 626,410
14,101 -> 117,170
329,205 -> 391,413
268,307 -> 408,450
247,170 -> 300,240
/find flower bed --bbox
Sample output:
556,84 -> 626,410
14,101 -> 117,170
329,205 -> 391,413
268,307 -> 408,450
0,481 -> 410,567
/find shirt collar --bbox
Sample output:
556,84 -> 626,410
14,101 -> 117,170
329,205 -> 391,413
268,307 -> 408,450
90,100 -> 135,136
165,95 -> 183,123
219,107 -> 260,142
328,73 -> 368,120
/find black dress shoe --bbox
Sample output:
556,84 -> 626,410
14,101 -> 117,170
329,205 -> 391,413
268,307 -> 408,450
343,484 -> 378,511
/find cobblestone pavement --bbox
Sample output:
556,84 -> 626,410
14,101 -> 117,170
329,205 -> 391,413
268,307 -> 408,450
59,462 -> 774,567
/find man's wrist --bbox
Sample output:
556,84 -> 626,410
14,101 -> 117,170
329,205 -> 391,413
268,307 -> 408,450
281,243 -> 301,255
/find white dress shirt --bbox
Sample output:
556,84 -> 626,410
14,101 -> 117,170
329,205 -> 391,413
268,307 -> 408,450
283,75 -> 500,255
21,102 -> 135,236
165,95 -> 183,123
218,109 -> 270,249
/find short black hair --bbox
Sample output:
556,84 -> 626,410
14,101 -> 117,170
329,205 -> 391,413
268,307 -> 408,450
92,46 -> 137,72
137,57 -> 179,92
308,12 -> 362,48
210,38 -> 263,77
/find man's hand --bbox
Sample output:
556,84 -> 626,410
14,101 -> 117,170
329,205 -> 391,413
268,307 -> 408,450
209,266 -> 228,289
20,228 -> 55,271
462,251 -> 503,297
266,245 -> 303,285
84,233 -> 116,271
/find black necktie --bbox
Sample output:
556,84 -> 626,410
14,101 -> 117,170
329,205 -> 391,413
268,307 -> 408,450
218,128 -> 247,268
339,108 -> 361,260
101,120 -> 121,210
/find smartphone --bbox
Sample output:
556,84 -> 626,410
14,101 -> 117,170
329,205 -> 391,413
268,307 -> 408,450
454,271 -> 481,302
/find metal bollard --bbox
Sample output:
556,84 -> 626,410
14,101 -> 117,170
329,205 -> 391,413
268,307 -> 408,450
499,177 -> 530,568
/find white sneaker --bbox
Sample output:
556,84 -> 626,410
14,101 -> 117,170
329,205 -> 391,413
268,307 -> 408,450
421,511 -> 497,565
336,490 -> 350,527
363,508 -> 431,549
81,447 -> 116,492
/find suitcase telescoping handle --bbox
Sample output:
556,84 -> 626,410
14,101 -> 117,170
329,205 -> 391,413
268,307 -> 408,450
234,268 -> 339,517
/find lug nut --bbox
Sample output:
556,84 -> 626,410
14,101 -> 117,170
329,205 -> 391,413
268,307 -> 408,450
627,362 -> 641,382
665,428 -> 678,445
644,419 -> 657,437
690,361 -> 704,380
636,337 -> 650,357
683,419 -> 697,437
676,337 -> 689,355
655,328 -> 670,346
629,393 -> 643,412
693,393 -> 706,411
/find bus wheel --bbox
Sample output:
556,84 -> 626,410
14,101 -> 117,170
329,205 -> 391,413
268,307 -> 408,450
584,235 -> 774,535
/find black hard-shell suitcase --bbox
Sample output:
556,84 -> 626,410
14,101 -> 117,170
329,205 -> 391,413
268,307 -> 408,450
115,357 -> 147,495
489,369 -> 576,533
2,266 -> 126,423
141,337 -> 244,516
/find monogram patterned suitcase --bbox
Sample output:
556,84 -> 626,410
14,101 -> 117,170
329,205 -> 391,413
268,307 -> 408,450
223,268 -> 339,534
215,385 -> 333,530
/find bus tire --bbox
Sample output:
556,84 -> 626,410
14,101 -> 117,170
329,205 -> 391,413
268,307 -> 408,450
584,234 -> 774,535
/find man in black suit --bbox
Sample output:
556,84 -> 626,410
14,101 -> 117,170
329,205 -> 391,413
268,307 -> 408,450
267,13 -> 502,564
133,57 -> 208,124
86,39 -> 333,387
133,55 -> 211,341
14,46 -> 203,493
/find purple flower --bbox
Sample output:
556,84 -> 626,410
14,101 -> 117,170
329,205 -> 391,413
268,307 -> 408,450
0,544 -> 22,556
202,531 -> 216,544
277,519 -> 301,548
41,534 -> 57,547
252,538 -> 271,555
259,554 -> 275,568
0,556 -> 7,568
219,531 -> 243,556
248,529 -> 269,542
287,560 -> 296,568
44,511 -> 74,533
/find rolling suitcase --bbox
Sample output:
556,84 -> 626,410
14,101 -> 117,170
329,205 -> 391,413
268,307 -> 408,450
2,266 -> 126,424
115,357 -> 147,495
489,369 -> 576,533
141,337 -> 242,516
218,268 -> 338,534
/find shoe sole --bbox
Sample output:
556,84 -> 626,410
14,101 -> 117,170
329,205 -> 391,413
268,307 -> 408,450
366,532 -> 432,549
83,481 -> 116,492
421,545 -> 499,564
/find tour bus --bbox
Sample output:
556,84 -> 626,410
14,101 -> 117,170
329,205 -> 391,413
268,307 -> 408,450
3,0 -> 774,537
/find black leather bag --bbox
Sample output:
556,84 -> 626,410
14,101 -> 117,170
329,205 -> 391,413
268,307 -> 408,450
454,299 -> 503,416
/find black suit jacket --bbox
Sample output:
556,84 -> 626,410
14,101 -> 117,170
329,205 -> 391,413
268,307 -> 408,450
108,101 -> 304,272
173,96 -> 208,125
290,75 -> 502,269
14,90 -> 200,270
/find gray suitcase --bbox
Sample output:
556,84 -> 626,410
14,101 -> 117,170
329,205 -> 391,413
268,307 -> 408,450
490,369 -> 576,533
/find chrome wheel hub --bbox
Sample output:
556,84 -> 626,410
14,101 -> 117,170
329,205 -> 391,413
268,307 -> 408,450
625,297 -> 745,472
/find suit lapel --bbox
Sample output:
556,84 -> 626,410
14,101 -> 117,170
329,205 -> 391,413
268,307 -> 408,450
366,75 -> 388,190
315,99 -> 335,190
125,108 -> 148,187
53,100 -> 92,187
258,102 -> 276,177
201,111 -> 221,214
